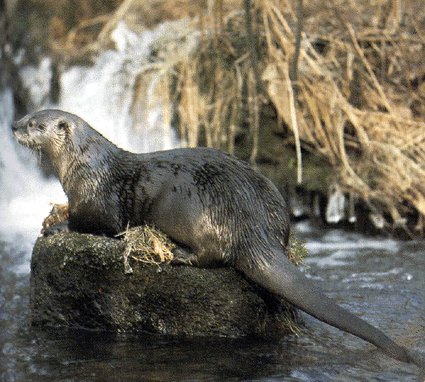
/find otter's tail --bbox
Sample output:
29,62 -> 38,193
237,252 -> 424,367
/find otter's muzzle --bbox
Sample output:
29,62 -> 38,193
11,121 -> 19,133
11,117 -> 34,135
11,117 -> 34,147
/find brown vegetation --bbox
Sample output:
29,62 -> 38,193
116,225 -> 175,274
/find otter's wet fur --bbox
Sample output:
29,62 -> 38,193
12,109 -> 425,369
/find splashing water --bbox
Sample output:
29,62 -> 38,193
59,20 -> 195,152
0,89 -> 66,253
1,20 -> 197,251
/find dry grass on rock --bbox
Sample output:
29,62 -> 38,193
116,225 -> 175,273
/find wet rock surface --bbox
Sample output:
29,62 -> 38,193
30,233 -> 299,337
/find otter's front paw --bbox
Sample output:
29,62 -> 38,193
42,203 -> 69,236
42,221 -> 70,236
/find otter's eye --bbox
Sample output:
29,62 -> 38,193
58,121 -> 68,130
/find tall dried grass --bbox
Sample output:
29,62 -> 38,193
259,0 -> 425,235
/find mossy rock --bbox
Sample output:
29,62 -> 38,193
30,233 -> 300,337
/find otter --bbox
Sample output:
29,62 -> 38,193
12,109 -> 425,369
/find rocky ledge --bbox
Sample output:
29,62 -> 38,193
30,233 -> 300,337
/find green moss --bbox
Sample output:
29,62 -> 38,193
288,234 -> 308,267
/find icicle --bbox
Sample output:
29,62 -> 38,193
348,193 -> 357,223
326,184 -> 346,224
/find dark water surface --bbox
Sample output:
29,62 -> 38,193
1,223 -> 424,381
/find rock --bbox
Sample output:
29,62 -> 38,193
30,233 -> 300,337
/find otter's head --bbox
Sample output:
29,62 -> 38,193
11,109 -> 82,158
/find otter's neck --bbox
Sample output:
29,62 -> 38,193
56,129 -> 126,201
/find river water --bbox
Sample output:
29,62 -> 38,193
1,21 -> 424,382
1,219 -> 424,381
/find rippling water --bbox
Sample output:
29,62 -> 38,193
1,222 -> 424,382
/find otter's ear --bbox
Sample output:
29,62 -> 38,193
58,120 -> 70,131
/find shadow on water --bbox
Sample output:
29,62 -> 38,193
1,223 -> 424,381
4,329 -> 299,382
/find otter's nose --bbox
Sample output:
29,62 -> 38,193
11,121 -> 18,132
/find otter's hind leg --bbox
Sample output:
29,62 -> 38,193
171,246 -> 199,266
171,247 -> 222,268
